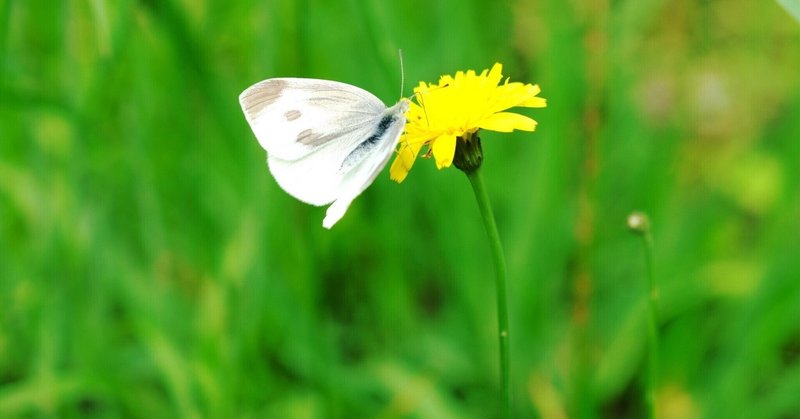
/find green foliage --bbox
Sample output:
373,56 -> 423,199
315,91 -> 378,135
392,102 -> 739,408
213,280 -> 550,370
2,0 -> 800,417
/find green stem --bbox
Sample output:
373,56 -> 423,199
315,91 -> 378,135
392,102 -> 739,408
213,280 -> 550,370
641,229 -> 659,419
465,167 -> 510,419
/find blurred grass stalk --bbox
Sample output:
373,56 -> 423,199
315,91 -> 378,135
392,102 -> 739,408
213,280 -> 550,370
628,212 -> 659,419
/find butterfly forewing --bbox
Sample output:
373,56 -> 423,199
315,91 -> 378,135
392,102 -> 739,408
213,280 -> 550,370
239,78 -> 387,162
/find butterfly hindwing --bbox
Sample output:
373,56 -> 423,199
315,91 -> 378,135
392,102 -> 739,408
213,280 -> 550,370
265,101 -> 407,209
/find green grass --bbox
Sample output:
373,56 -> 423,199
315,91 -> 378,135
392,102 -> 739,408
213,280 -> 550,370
2,0 -> 800,417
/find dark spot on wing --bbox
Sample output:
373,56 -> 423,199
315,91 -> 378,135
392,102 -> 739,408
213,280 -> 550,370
241,79 -> 287,117
297,129 -> 334,146
284,110 -> 301,121
297,129 -> 318,145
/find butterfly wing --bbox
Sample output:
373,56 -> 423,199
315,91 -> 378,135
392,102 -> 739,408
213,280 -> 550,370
240,77 -> 409,228
266,101 -> 408,227
239,78 -> 387,162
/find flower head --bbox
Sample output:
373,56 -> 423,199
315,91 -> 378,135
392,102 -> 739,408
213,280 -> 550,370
390,63 -> 546,182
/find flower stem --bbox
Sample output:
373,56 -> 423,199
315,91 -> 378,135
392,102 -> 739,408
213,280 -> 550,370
628,212 -> 659,419
465,167 -> 510,419
642,228 -> 659,419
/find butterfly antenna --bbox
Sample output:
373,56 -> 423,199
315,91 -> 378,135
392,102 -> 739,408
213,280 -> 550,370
416,91 -> 431,128
398,49 -> 405,99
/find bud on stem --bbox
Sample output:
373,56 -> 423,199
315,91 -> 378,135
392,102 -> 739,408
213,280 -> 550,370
453,130 -> 484,173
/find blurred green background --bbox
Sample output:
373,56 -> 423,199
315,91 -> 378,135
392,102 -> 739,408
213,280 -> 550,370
2,0 -> 800,417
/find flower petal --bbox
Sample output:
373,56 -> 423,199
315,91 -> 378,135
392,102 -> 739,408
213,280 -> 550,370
478,112 -> 537,132
431,133 -> 457,169
390,137 -> 425,183
520,95 -> 547,108
487,63 -> 503,85
491,83 -> 544,111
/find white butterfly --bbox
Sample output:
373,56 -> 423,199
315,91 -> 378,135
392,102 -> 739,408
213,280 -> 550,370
239,78 -> 409,229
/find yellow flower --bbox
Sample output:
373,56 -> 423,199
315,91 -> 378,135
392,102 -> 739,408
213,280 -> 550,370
390,63 -> 546,182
